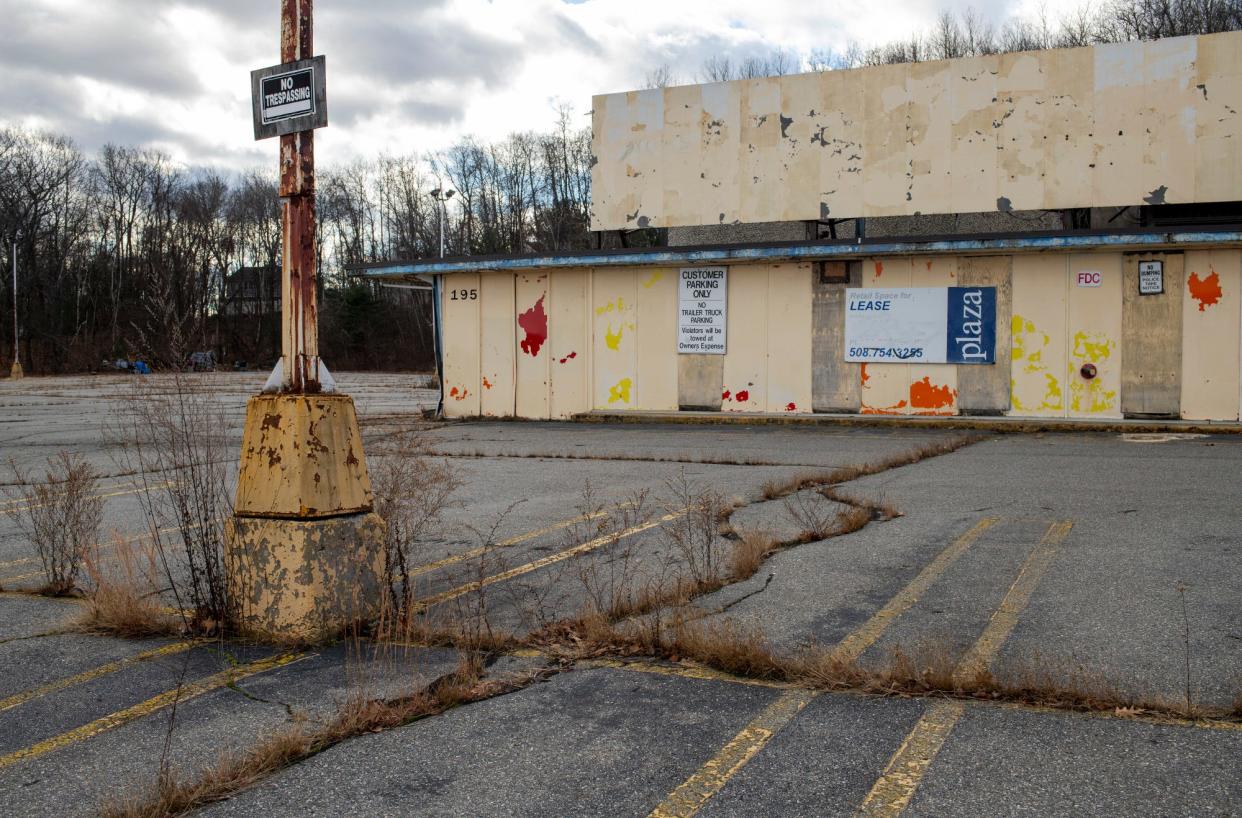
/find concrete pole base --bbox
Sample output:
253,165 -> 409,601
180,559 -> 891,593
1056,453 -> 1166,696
228,392 -> 386,642
226,512 -> 386,642
9,361 -> 23,379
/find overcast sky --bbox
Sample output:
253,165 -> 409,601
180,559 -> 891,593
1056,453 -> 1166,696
0,0 -> 1086,172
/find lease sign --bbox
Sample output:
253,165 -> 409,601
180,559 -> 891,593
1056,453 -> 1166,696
844,287 -> 996,364
678,267 -> 727,354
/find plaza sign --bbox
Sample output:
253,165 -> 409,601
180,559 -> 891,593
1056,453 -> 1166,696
845,287 -> 996,364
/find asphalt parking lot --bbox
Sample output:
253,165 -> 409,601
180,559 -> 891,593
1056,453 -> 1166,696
1,373 -> 1239,817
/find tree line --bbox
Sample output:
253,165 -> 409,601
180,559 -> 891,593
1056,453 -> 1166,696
0,106 -> 594,374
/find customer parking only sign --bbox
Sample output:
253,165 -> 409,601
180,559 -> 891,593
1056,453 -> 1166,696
844,287 -> 996,364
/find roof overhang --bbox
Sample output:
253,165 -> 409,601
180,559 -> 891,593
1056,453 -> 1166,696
350,227 -> 1242,282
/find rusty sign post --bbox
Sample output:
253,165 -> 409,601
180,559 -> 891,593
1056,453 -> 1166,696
227,0 -> 385,642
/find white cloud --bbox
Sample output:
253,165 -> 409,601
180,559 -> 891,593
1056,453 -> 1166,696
0,0 -> 1093,171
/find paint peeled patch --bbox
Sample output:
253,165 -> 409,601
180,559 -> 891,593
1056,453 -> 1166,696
909,377 -> 957,413
608,378 -> 633,405
1188,270 -> 1222,312
518,295 -> 548,356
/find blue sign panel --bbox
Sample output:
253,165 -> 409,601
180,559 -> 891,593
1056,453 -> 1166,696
945,286 -> 996,364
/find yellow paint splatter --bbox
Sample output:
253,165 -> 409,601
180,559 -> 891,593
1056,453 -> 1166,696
642,271 -> 663,288
608,378 -> 633,404
1071,331 -> 1114,363
605,323 -> 626,350
594,297 -> 627,317
1010,315 -> 1062,412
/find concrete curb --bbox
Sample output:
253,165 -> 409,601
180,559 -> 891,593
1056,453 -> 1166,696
570,410 -> 1242,435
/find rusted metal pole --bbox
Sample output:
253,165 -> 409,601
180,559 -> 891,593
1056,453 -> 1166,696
279,0 -> 319,393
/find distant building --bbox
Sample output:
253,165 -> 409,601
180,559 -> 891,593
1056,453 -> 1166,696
223,265 -> 280,317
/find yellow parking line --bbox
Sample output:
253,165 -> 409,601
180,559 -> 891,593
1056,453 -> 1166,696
853,518 -> 1074,817
584,657 -> 793,690
854,700 -> 966,818
648,689 -> 816,818
953,520 -> 1073,686
0,482 -> 170,514
831,517 -> 1001,663
414,510 -> 685,611
0,651 -> 305,769
0,525 -> 184,584
0,641 -> 198,713
406,503 -> 631,580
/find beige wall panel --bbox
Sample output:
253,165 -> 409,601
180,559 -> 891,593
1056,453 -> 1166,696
907,61 -> 953,215
1195,32 -> 1242,202
949,55 -> 999,215
996,52 -> 1047,210
1181,250 -> 1241,420
679,355 -> 724,410
722,266 -> 769,412
859,258 -> 914,414
738,77 -> 785,225
766,264 -> 814,413
514,273 -> 551,420
1010,256 -> 1068,417
817,69 -> 864,219
863,63 -> 911,216
662,85 -> 703,228
549,269 -> 591,420
592,267 -> 638,410
1042,47 -> 1095,209
441,272 -> 482,418
699,81 -> 742,226
593,33 -> 1238,230
908,257 -> 959,416
812,262 -> 862,412
635,268 -> 679,410
1121,254 -> 1183,416
1067,253 -> 1123,418
779,73 -> 824,222
957,256 -> 1013,414
479,272 -> 516,418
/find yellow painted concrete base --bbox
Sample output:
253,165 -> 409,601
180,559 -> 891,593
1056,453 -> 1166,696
235,393 -> 372,518
9,361 -> 22,379
226,512 -> 386,642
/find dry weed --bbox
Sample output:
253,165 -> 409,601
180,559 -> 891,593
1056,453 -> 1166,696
79,535 -> 178,638
728,531 -> 774,582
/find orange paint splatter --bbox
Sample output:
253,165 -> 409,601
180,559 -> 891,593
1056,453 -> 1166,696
860,400 -> 907,415
785,402 -> 797,412
1188,270 -> 1223,312
518,295 -> 548,356
874,261 -> 883,278
722,390 -> 731,401
909,377 -> 957,413
449,386 -> 458,397
482,377 -> 493,390
558,351 -> 578,364
448,386 -> 469,401
735,390 -> 750,402
860,364 -> 871,386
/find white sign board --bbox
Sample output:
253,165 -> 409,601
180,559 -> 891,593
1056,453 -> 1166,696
1139,260 -> 1164,295
844,287 -> 997,364
678,267 -> 727,354
250,56 -> 328,140
1076,270 -> 1103,287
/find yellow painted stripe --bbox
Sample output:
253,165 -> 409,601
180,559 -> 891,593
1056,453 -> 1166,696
0,525 -> 187,583
585,658 -> 793,690
0,641 -> 198,713
414,510 -> 685,610
854,700 -> 966,818
648,689 -> 816,818
831,517 -> 1001,663
952,520 -> 1073,686
406,502 -> 631,579
0,482 -> 171,514
0,651 -> 305,769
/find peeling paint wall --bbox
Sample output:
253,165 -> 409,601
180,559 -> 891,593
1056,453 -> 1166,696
592,32 -> 1242,231
441,248 -> 1242,422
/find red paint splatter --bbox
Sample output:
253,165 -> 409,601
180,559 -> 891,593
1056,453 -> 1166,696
735,390 -> 750,402
482,377 -> 493,390
518,295 -> 548,356
449,386 -> 459,397
558,351 -> 578,364
909,377 -> 957,413
448,386 -> 469,401
874,261 -> 884,278
785,402 -> 797,412
722,390 -> 731,401
1188,270 -> 1223,312
860,364 -> 871,386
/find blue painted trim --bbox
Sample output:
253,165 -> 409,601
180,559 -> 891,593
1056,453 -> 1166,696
357,230 -> 1242,279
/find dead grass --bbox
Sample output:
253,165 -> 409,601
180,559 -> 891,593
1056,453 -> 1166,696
99,656 -> 542,818
78,535 -> 179,638
728,531 -> 774,582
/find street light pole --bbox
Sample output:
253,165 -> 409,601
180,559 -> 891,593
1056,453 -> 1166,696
10,231 -> 22,380
430,188 -> 455,259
